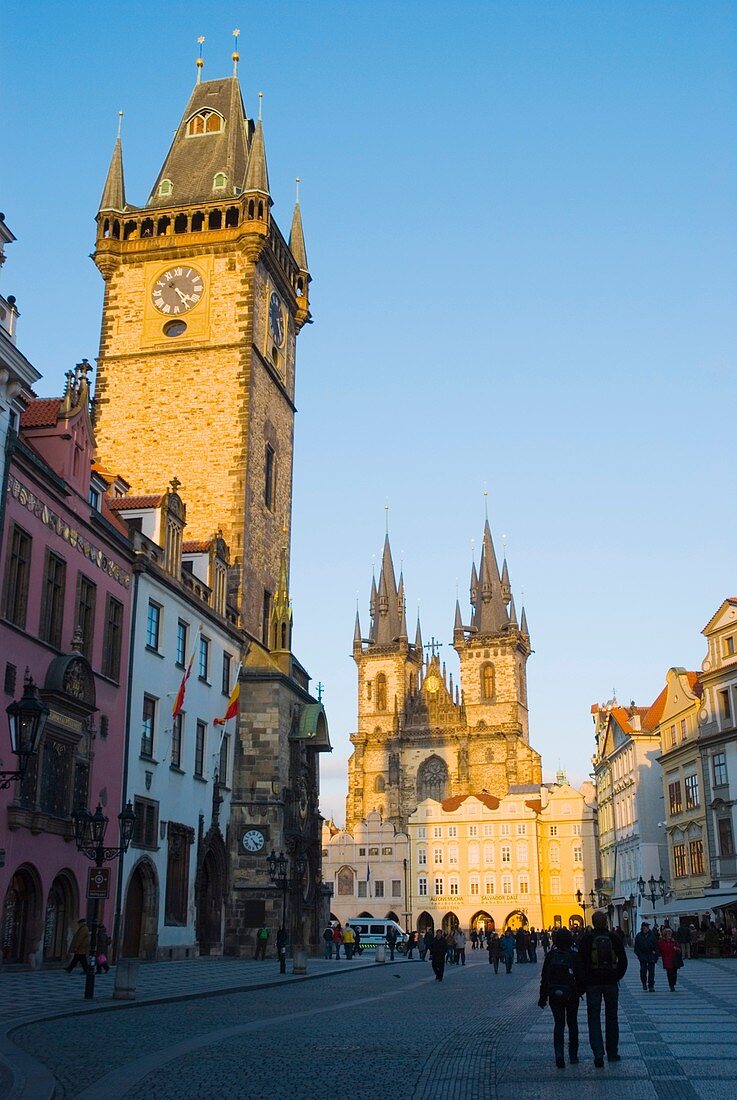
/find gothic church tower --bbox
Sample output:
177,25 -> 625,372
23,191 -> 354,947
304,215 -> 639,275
92,62 -> 310,639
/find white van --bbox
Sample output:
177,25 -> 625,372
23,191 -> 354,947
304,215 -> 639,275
345,918 -> 408,953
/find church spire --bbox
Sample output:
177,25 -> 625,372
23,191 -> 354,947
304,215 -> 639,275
414,613 -> 423,654
99,115 -> 126,213
508,594 -> 518,628
398,574 -> 408,643
500,557 -> 511,605
270,543 -> 292,652
289,182 -> 309,272
369,534 -> 401,646
520,605 -> 529,637
353,608 -> 362,659
244,114 -> 270,197
471,518 -> 509,635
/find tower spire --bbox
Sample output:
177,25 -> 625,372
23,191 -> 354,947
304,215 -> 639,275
370,534 -> 401,645
270,541 -> 292,653
289,180 -> 309,272
353,608 -> 362,659
471,518 -> 508,635
98,115 -> 126,213
196,35 -> 205,84
244,110 -> 270,197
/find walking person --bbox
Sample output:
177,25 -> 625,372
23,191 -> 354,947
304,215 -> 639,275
676,919 -> 692,960
478,929 -> 485,950
343,924 -> 356,960
500,928 -> 515,974
538,927 -> 584,1068
470,928 -> 478,951
354,928 -> 363,955
254,924 -> 270,960
429,928 -> 447,981
540,929 -> 551,955
332,923 -> 344,959
528,927 -> 538,964
386,924 -> 398,960
322,923 -> 334,959
658,926 -> 683,991
454,927 -> 467,966
420,928 -> 433,961
515,927 -> 528,964
95,923 -> 111,974
65,919 -> 91,974
406,930 -> 418,959
487,931 -> 501,973
579,910 -> 628,1067
634,920 -> 658,992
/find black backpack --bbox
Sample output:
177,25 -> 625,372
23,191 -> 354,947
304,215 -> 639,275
547,949 -> 576,1003
589,932 -> 617,974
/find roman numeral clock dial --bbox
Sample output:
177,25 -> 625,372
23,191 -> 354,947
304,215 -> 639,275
152,267 -> 204,315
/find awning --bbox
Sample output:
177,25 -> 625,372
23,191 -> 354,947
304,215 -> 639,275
703,892 -> 737,911
648,895 -> 734,919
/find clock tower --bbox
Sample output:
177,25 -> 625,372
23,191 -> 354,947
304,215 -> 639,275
92,67 -> 310,639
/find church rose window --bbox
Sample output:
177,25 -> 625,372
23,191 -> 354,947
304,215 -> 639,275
417,755 -> 449,803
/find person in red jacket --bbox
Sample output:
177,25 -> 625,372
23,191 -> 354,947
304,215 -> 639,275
658,926 -> 683,991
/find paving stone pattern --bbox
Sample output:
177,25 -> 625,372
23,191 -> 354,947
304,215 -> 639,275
5,950 -> 737,1099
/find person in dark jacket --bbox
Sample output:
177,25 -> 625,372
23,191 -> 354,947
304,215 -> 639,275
578,910 -> 628,1067
487,931 -> 501,973
500,928 -> 515,973
538,927 -> 584,1068
515,927 -> 528,963
634,921 -> 658,992
429,929 -> 448,981
420,928 -> 433,961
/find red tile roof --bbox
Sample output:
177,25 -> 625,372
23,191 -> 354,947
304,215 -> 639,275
441,792 -> 500,812
183,540 -> 210,553
21,398 -> 61,428
108,495 -> 163,511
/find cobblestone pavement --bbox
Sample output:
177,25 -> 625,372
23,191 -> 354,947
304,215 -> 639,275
6,950 -> 737,1099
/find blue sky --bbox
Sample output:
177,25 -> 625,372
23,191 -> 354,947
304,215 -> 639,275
4,1 -> 736,822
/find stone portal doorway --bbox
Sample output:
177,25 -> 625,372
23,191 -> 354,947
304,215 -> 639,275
471,910 -> 495,933
417,911 -> 434,934
197,838 -> 226,956
43,871 -> 79,963
122,860 -> 158,959
441,911 -> 459,934
1,864 -> 42,965
503,909 -> 529,932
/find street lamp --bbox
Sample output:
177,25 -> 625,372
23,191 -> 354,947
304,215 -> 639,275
71,800 -> 136,1000
637,874 -> 667,916
267,848 -> 306,973
575,889 -> 589,924
1,673 -> 49,790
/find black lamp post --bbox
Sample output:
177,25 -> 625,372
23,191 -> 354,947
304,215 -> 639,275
71,800 -> 136,1000
1,674 -> 49,790
575,888 -> 589,923
637,874 -> 667,916
267,848 -> 307,973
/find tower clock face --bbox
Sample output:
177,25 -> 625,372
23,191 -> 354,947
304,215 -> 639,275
269,291 -> 285,347
152,266 -> 204,315
242,829 -> 265,853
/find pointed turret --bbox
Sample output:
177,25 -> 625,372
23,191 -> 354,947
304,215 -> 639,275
369,575 -> 378,623
414,614 -> 423,655
99,135 -> 126,213
508,595 -> 518,628
353,609 -> 363,659
500,558 -> 511,605
453,598 -> 464,645
243,118 -> 270,198
289,199 -> 308,272
270,544 -> 292,653
520,606 -> 529,637
472,519 -> 509,635
398,575 -> 408,643
470,561 -> 478,607
369,535 -> 402,646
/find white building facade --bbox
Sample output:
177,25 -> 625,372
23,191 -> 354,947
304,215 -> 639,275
322,811 -> 410,929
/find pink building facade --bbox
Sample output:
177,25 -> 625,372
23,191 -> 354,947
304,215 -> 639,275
0,364 -> 133,966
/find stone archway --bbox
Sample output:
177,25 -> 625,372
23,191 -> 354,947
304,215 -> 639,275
503,909 -> 529,932
197,833 -> 227,956
43,870 -> 79,963
122,859 -> 159,959
1,864 -> 43,965
441,911 -> 459,934
417,911 -> 434,934
470,910 -> 495,933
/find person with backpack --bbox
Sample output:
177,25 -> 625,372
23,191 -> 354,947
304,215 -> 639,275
332,923 -> 344,959
254,924 -> 270,960
322,924 -> 334,959
579,910 -> 628,1067
538,927 -> 584,1068
487,931 -> 501,973
634,920 -> 659,991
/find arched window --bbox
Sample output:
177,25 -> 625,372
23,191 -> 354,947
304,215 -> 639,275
159,179 -> 173,197
337,866 -> 354,896
174,213 -> 188,234
481,663 -> 494,699
186,110 -> 224,136
213,172 -> 227,190
208,209 -> 222,230
468,843 -> 479,866
374,775 -> 385,794
376,673 -> 387,711
417,755 -> 449,803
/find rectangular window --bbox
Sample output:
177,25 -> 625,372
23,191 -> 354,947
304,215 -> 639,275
433,847 -> 443,865
418,877 -> 428,897
176,620 -> 188,667
195,721 -> 206,777
483,844 -> 494,864
171,712 -> 183,769
502,875 -> 513,895
417,827 -> 426,839
550,876 -> 561,895
573,845 -> 583,863
501,845 -> 511,863
222,652 -> 232,695
264,444 -> 275,510
450,880 -> 459,896
468,825 -> 478,837
358,847 -> 366,856
719,689 -> 732,721
102,595 -> 124,681
219,733 -> 229,786
483,824 -> 493,837
2,524 -> 32,628
391,880 -> 401,897
469,879 -> 479,895
417,848 -> 427,866
262,589 -> 272,647
516,823 -> 527,836
689,839 -> 704,876
433,826 -> 443,838
519,876 -> 529,894
673,843 -> 687,877
368,846 -> 379,856
39,736 -> 73,816
433,877 -> 444,896
680,719 -> 687,741
668,780 -> 683,815
357,881 -> 367,898
669,724 -> 677,748
165,823 -> 191,925
132,797 -> 159,849
725,635 -> 735,656
572,824 -> 582,836
684,774 -> 700,810
548,825 -> 557,837
146,600 -> 161,650
382,846 -> 393,855
374,880 -> 384,898
75,574 -> 96,659
39,552 -> 66,648
141,695 -> 156,758
447,825 -> 458,838
718,817 -> 734,857
198,636 -> 210,681
714,752 -> 728,786
484,878 -> 494,894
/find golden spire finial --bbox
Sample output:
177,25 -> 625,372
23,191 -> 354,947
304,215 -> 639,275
196,35 -> 205,83
232,28 -> 240,75
117,110 -> 124,139
258,91 -> 263,121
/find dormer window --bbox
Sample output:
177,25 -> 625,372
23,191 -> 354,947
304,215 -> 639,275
186,110 -> 224,137
213,172 -> 227,191
159,179 -> 173,197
